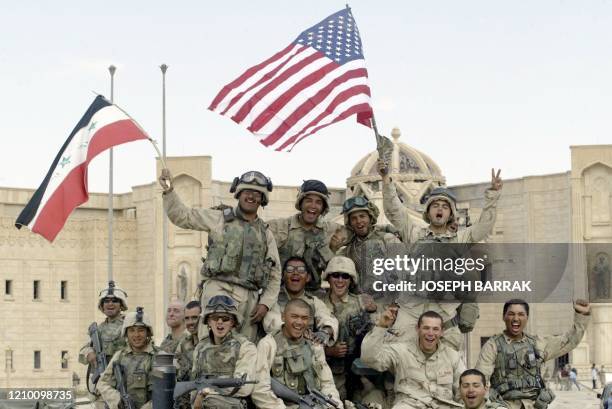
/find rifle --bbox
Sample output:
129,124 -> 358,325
113,362 -> 136,409
87,322 -> 108,387
270,377 -> 340,408
173,374 -> 257,399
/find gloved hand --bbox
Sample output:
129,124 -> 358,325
311,329 -> 331,346
158,168 -> 174,193
452,302 -> 479,333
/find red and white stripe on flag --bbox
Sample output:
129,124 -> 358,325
208,7 -> 373,152
15,96 -> 149,242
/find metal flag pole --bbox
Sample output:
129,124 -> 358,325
108,65 -> 116,282
160,64 -> 169,333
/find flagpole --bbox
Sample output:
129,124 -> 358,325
370,114 -> 380,137
108,65 -> 116,283
160,63 -> 169,332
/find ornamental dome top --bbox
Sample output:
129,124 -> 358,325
346,127 -> 446,215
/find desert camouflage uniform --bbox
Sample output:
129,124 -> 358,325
324,290 -> 374,401
382,182 -> 500,350
175,333 -> 198,382
268,214 -> 343,291
252,330 -> 344,409
361,326 -> 465,408
476,312 -> 589,409
97,343 -> 158,409
338,226 -> 401,299
159,330 -> 187,354
189,330 -> 257,408
79,315 -> 126,409
164,190 -> 281,342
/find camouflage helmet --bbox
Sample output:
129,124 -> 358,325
341,196 -> 379,227
230,171 -> 273,206
295,180 -> 330,216
97,281 -> 128,312
121,307 -> 153,337
321,256 -> 358,283
202,295 -> 241,326
422,187 -> 457,224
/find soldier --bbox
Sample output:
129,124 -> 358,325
190,295 -> 257,409
334,196 -> 401,301
159,299 -> 186,353
459,369 -> 505,409
322,256 -> 376,403
79,281 -> 128,409
361,308 -> 465,408
268,179 -> 345,291
252,298 -> 345,409
377,161 -> 504,349
97,307 -> 159,409
159,169 -> 281,342
476,298 -> 591,409
263,256 -> 338,346
173,300 -> 201,409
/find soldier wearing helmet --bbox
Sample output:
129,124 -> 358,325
322,257 -> 377,404
159,168 -> 281,342
376,161 -> 504,350
98,307 -> 159,409
78,281 -> 128,409
267,179 -> 348,292
377,161 -> 502,244
336,196 -> 401,301
190,295 -> 257,409
263,256 -> 339,347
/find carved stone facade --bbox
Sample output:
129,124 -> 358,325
1,140 -> 610,388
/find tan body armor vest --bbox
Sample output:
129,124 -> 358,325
271,332 -> 321,395
345,229 -> 390,295
100,316 -> 126,361
490,333 -> 545,400
115,346 -> 158,409
192,332 -> 244,380
203,208 -> 271,291
278,223 -> 334,290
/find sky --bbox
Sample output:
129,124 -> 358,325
1,0 -> 611,193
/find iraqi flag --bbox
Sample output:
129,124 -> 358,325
15,95 -> 149,242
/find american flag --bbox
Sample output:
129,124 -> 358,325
208,7 -> 373,152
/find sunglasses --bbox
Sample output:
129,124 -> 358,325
342,196 -> 369,214
285,265 -> 308,274
329,272 -> 352,280
103,298 -> 120,304
208,315 -> 233,323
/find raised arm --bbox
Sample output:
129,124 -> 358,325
460,168 -> 502,243
541,300 -> 590,361
159,169 -> 224,232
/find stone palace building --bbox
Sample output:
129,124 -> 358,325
1,128 -> 611,389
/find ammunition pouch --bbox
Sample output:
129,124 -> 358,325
533,388 -> 555,409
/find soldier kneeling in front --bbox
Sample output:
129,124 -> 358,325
252,298 -> 352,409
188,295 -> 258,409
98,307 -> 158,409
